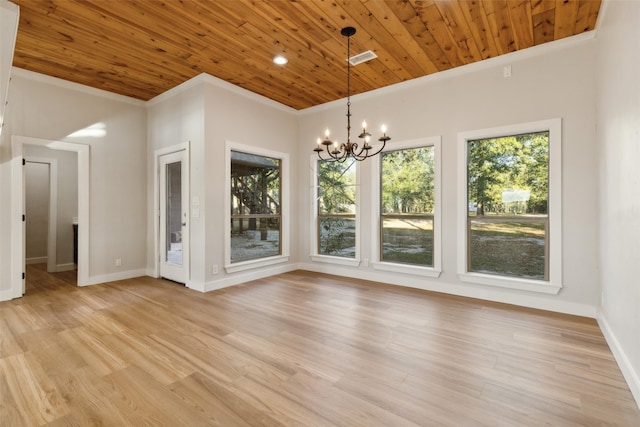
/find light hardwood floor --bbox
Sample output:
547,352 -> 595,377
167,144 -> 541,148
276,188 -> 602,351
1,264 -> 639,426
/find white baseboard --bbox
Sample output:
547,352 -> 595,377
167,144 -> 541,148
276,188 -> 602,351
0,287 -> 22,302
56,263 -> 76,272
81,268 -> 148,286
297,262 -> 597,318
26,257 -> 47,265
598,312 -> 640,410
203,263 -> 300,293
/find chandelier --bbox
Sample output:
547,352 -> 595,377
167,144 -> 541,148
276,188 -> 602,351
314,27 -> 391,162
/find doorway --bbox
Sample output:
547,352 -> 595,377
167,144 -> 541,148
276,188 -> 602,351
11,136 -> 89,297
157,146 -> 189,284
25,158 -> 57,273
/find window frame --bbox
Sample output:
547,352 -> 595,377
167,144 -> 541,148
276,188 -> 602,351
457,119 -> 562,294
310,155 -> 361,267
225,141 -> 289,273
372,136 -> 442,277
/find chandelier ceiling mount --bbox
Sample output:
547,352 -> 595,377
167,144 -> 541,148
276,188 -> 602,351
313,26 -> 391,162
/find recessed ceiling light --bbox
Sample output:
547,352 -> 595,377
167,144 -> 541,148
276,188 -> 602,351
273,55 -> 288,65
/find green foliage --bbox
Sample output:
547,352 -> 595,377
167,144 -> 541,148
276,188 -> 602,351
467,132 -> 548,216
317,159 -> 356,214
381,147 -> 435,214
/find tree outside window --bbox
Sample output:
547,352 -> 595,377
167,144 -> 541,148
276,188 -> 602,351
380,146 -> 435,267
317,159 -> 356,257
230,151 -> 281,263
467,131 -> 549,280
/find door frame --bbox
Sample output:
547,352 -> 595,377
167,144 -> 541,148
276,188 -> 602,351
25,157 -> 58,273
11,136 -> 90,296
153,142 -> 190,283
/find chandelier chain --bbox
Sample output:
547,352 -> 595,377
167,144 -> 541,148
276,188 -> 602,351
313,26 -> 390,162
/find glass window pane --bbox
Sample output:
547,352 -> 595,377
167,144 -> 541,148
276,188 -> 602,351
318,159 -> 356,215
166,161 -> 182,265
231,217 -> 281,262
469,220 -> 546,279
230,150 -> 282,264
467,132 -> 548,217
318,217 -> 356,258
382,217 -> 433,266
231,151 -> 281,215
381,147 -> 435,215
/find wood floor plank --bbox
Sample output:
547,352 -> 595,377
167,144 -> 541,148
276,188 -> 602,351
1,264 -> 638,426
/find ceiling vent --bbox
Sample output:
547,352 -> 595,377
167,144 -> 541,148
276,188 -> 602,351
348,50 -> 377,66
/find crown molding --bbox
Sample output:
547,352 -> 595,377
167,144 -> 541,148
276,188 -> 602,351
299,30 -> 597,116
147,72 -> 298,115
11,67 -> 146,107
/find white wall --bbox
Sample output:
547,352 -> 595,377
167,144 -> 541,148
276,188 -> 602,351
0,69 -> 147,291
147,74 -> 299,291
25,161 -> 49,261
25,145 -> 78,268
596,0 -> 640,406
298,34 -> 599,316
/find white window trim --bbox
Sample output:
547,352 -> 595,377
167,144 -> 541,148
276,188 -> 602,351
457,119 -> 562,294
224,141 -> 290,274
371,136 -> 442,278
309,154 -> 361,266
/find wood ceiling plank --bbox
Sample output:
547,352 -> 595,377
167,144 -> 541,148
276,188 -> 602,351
507,1 -> 535,50
482,0 -> 517,55
10,0 -> 602,109
531,0 -> 556,15
336,0 -> 424,80
532,8 -> 555,45
301,0 -> 401,94
457,0 -> 500,60
14,17 -> 195,79
385,0 -> 452,72
432,0 -> 484,64
553,0 -> 580,40
194,1 -> 344,108
575,0 -> 601,33
410,0 -> 467,68
361,0 -> 440,75
228,2 -> 349,91
13,26 -> 187,100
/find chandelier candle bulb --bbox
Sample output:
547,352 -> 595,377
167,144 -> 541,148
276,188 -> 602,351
314,26 -> 391,162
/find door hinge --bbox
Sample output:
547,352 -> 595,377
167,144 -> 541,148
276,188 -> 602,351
22,272 -> 25,280
22,158 -> 26,166
22,214 -> 26,221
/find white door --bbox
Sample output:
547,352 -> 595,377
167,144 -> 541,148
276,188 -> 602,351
159,150 -> 188,283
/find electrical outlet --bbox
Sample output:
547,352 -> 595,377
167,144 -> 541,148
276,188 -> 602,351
363,258 -> 369,267
212,265 -> 218,275
115,258 -> 122,267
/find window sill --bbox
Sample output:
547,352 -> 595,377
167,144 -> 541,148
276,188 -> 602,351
310,255 -> 361,267
373,262 -> 442,278
458,272 -> 562,294
225,255 -> 289,274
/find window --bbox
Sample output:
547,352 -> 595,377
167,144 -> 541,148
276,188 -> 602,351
225,143 -> 289,273
315,158 -> 358,260
230,151 -> 281,262
380,146 -> 435,267
458,120 -> 562,293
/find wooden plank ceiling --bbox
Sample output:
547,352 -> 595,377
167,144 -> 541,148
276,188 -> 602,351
11,0 -> 601,110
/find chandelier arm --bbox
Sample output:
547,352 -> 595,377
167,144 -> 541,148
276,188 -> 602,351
313,26 -> 391,162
